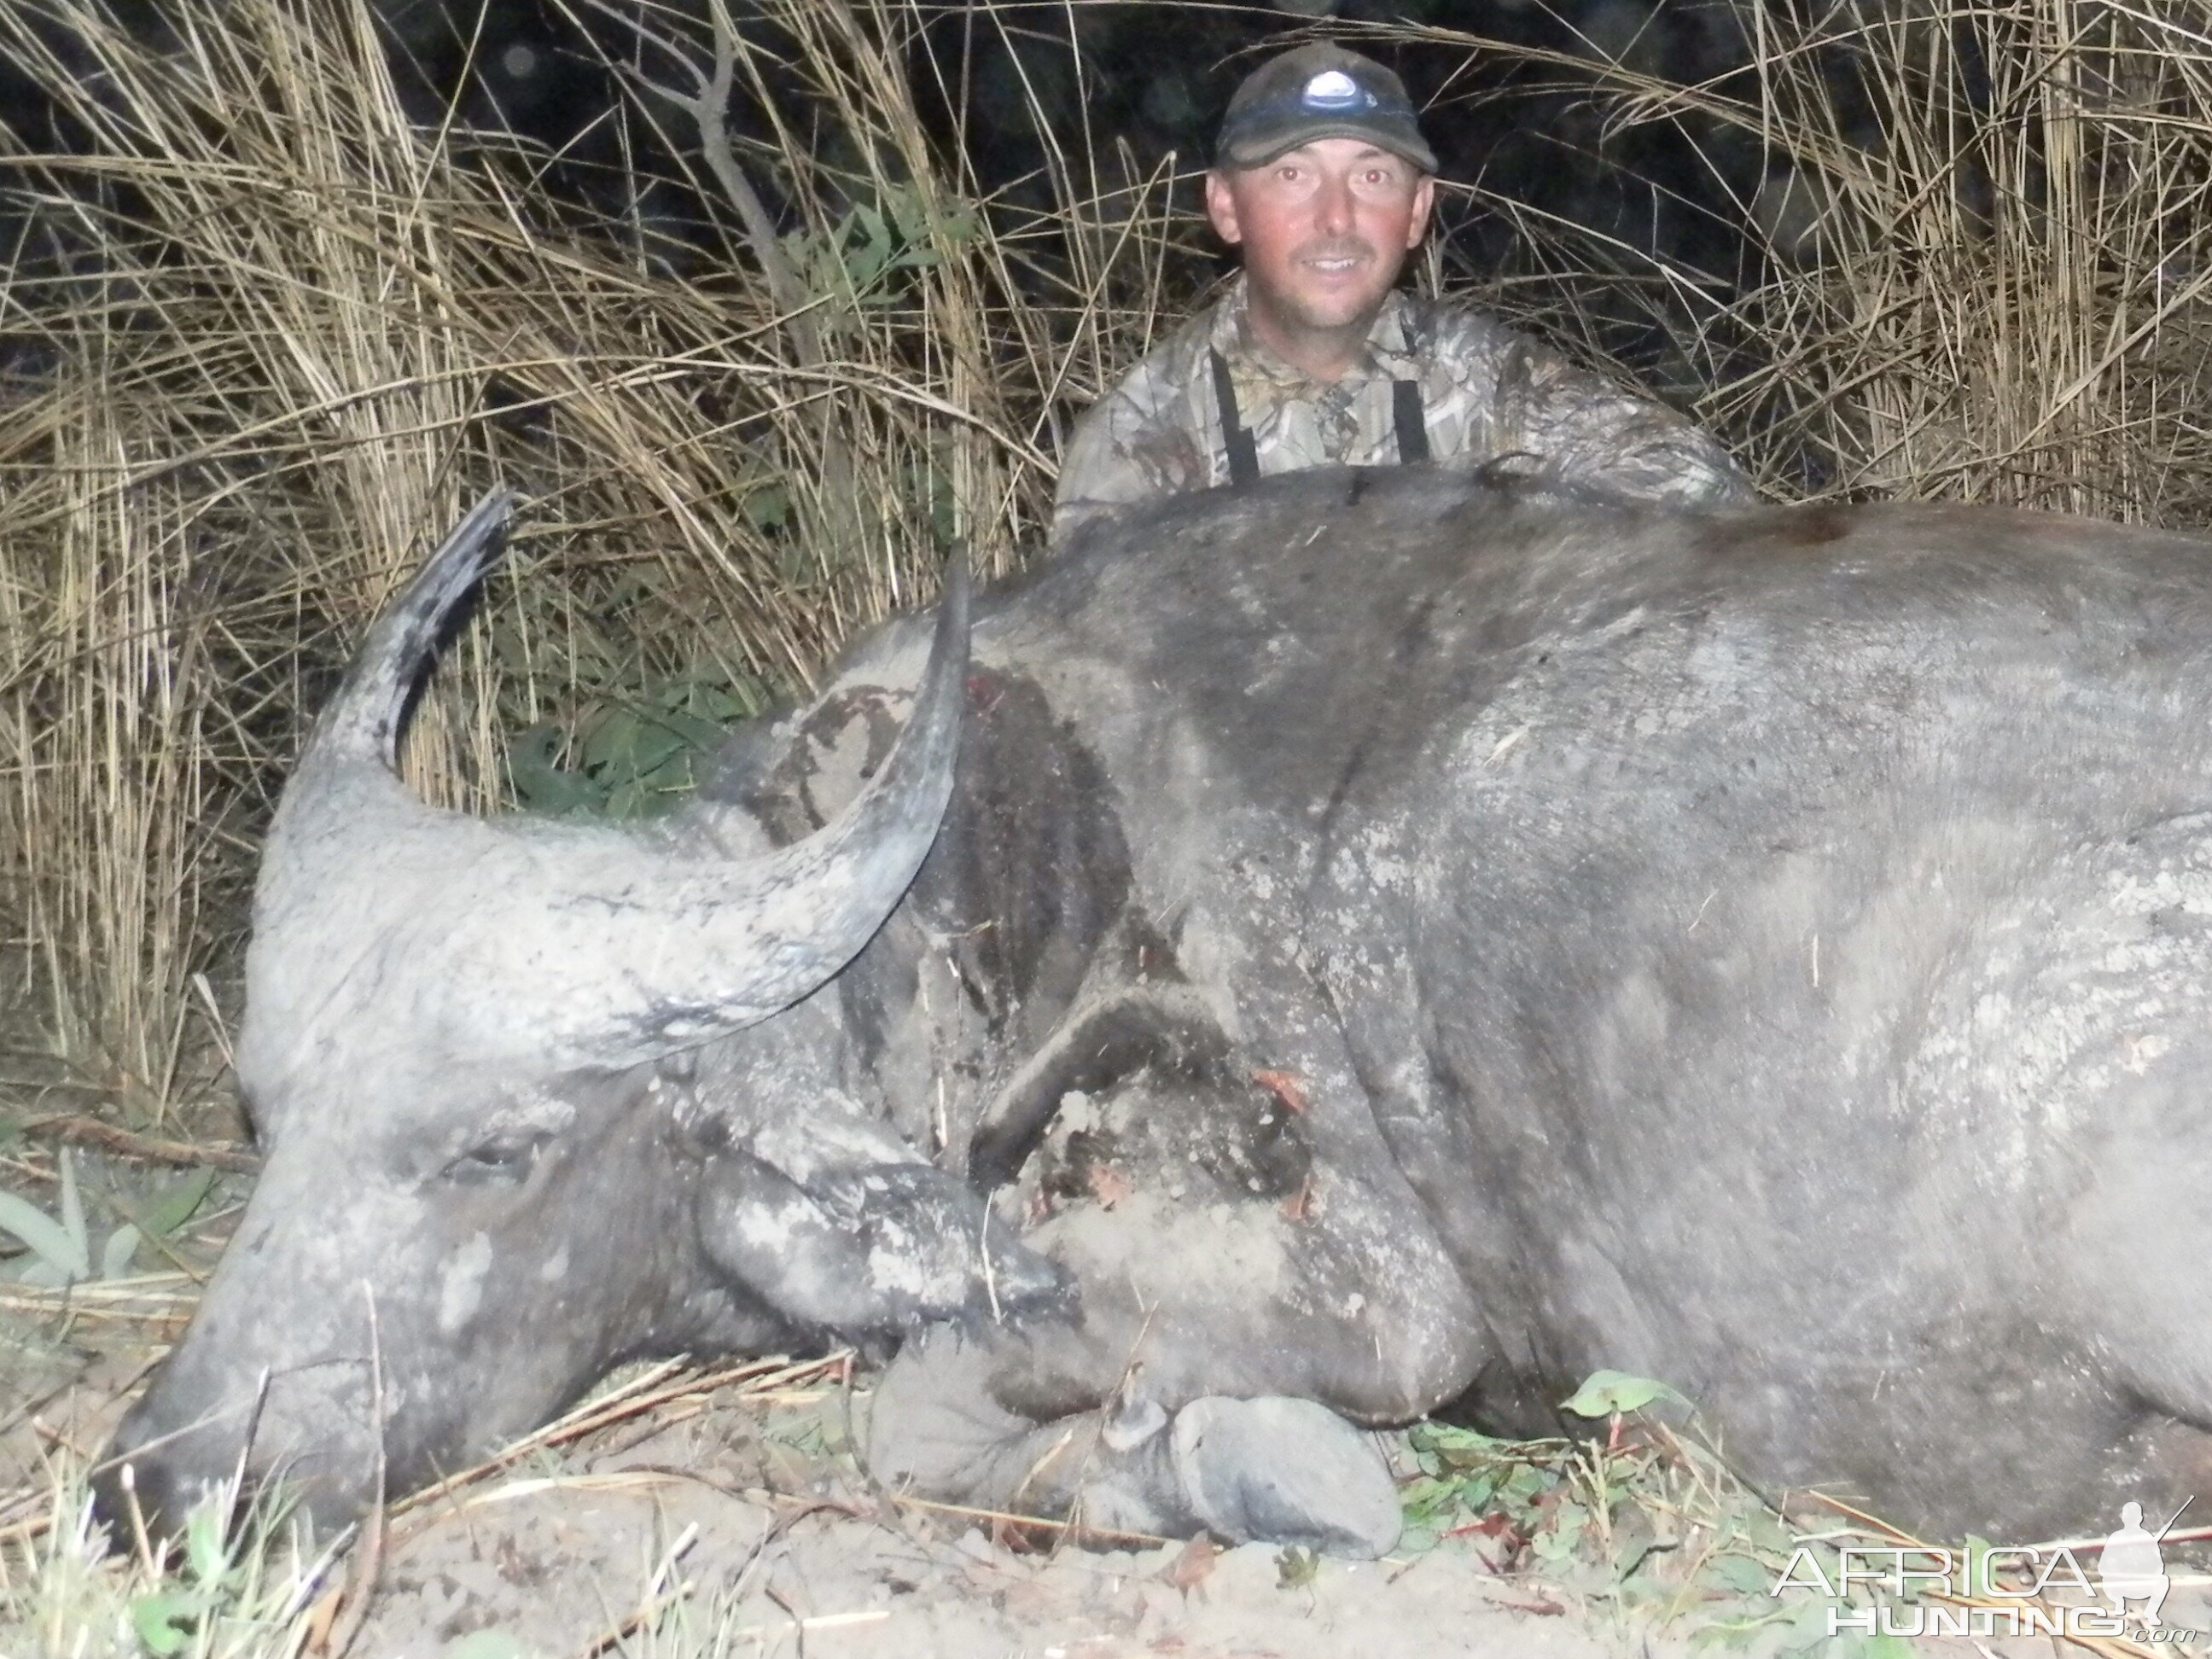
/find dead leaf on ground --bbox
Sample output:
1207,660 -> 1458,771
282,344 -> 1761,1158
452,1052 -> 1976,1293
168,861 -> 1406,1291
1250,1069 -> 1309,1115
1495,1592 -> 1568,1615
1161,1534 -> 1217,1594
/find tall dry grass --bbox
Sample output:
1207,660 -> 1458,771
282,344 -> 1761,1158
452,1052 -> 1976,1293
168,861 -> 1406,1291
1360,0 -> 2212,517
3,0 -> 2211,1115
0,0 -> 1185,1115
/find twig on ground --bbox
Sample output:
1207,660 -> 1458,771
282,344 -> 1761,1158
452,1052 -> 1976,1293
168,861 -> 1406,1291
384,1353 -> 848,1528
887,1492 -> 1173,1550
14,1115 -> 258,1174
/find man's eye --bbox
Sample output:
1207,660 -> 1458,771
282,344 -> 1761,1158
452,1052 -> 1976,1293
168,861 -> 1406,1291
440,1133 -> 550,1187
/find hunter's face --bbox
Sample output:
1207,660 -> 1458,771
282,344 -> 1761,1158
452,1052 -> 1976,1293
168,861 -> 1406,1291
1206,139 -> 1433,341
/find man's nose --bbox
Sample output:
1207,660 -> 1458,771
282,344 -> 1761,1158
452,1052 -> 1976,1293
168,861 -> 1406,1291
1313,172 -> 1356,236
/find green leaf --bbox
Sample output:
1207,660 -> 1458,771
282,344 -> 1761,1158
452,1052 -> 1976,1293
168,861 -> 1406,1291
100,1223 -> 140,1280
649,707 -> 727,751
143,1167 -> 216,1240
130,1591 -> 195,1656
443,1633 -> 530,1659
57,1148 -> 85,1262
1534,1500 -> 1588,1559
1398,1475 -> 1460,1527
508,725 -> 600,816
184,1505 -> 229,1586
1562,1370 -> 1683,1418
1961,1532 -> 1997,1595
0,1188 -> 90,1281
743,482 -> 790,532
1276,1544 -> 1320,1589
1702,1551 -> 1774,1595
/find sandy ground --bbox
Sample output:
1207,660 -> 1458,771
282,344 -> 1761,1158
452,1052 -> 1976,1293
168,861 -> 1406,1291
5,1324 -> 2210,1659
349,1384 -> 2212,1659
0,1152 -> 2204,1658
364,1481 -> 1629,1659
349,1389 -> 1638,1659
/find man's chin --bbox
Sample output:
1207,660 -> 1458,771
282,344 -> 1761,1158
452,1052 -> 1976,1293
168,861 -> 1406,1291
1273,286 -> 1392,335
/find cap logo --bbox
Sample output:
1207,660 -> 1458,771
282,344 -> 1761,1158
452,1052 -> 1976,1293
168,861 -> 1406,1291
1301,69 -> 1371,112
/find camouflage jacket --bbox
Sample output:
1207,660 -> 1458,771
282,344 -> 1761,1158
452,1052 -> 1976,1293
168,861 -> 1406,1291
1051,279 -> 1755,540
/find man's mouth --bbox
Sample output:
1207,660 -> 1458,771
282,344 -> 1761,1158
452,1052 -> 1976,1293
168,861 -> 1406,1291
1299,243 -> 1375,277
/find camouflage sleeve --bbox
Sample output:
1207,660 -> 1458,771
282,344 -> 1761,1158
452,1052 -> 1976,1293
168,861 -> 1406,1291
1051,391 -> 1170,543
1050,317 -> 1222,544
1483,327 -> 1758,509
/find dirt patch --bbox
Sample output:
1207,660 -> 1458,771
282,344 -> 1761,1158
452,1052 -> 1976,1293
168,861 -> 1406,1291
352,1387 -> 1639,1659
2,1344 -> 2203,1659
361,1483 -> 1630,1659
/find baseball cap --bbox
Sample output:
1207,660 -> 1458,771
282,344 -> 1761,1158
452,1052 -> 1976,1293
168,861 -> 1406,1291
1214,43 -> 1437,174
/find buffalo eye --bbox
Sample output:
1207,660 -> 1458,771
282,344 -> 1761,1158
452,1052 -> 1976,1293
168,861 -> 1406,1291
439,1132 -> 550,1188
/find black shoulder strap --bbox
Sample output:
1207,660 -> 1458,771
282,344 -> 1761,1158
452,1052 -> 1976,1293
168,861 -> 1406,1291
1393,378 -> 1430,464
1208,347 -> 1261,486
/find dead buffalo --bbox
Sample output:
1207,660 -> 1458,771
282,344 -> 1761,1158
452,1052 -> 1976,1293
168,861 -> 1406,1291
100,467 -> 2212,1556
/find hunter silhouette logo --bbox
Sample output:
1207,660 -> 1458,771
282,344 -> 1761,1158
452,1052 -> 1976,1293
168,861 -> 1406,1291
2099,1500 -> 2178,1624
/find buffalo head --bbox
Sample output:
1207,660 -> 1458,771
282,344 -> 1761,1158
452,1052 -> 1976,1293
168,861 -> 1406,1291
97,495 -> 1060,1538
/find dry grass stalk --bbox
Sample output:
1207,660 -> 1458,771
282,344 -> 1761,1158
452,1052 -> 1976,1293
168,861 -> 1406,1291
3,0 -> 2207,1111
1346,0 -> 2212,520
17,1115 -> 259,1173
0,1270 -> 202,1335
0,0 -> 1185,1106
384,1351 -> 850,1528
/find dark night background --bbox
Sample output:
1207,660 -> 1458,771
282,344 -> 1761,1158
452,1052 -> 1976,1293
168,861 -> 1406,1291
406,0 -> 1788,386
0,0 -> 1807,404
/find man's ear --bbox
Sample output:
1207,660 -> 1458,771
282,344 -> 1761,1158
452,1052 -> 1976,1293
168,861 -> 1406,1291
1405,173 -> 1436,249
1204,169 -> 1244,246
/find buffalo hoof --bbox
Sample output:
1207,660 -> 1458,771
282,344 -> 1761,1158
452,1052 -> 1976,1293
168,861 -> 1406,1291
1171,1396 -> 1401,1559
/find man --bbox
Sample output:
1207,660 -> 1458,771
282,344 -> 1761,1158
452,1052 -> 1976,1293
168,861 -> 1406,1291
1051,43 -> 1754,539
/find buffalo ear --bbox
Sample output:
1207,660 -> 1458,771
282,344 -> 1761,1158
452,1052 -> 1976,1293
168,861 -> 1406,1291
695,1153 -> 1069,1336
968,984 -> 1231,1190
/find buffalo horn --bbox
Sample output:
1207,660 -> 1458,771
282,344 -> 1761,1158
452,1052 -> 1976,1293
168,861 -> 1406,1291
261,491 -> 967,1068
